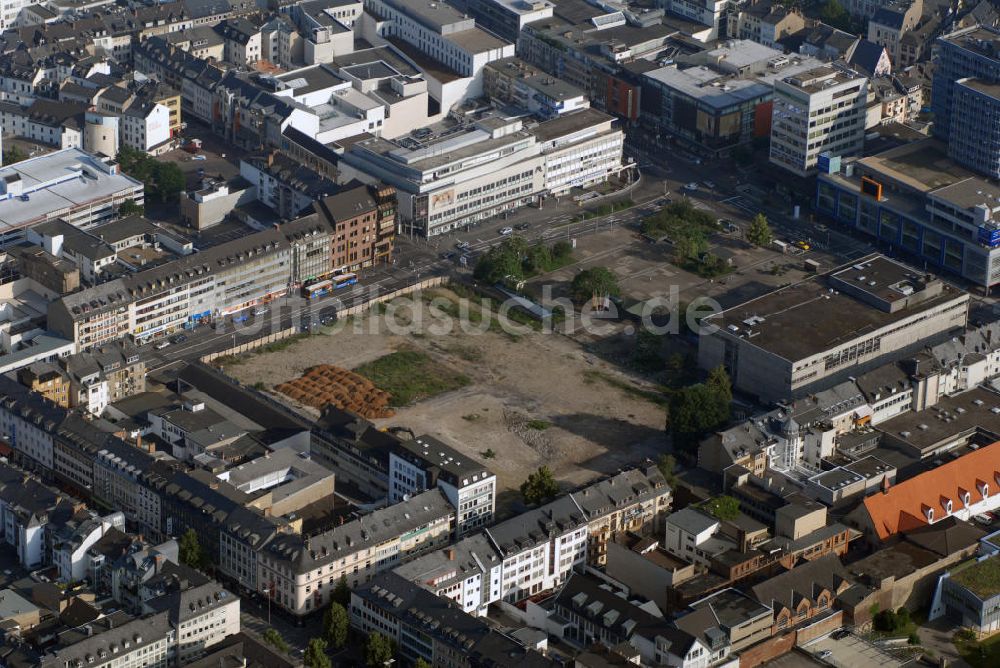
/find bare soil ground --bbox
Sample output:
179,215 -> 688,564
226,288 -> 667,500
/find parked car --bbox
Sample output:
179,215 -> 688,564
817,650 -> 832,659
499,226 -> 513,236
253,306 -> 269,316
154,341 -> 170,350
440,251 -> 455,260
795,240 -> 811,251
514,222 -> 530,231
718,218 -> 737,233
455,241 -> 470,250
683,182 -> 699,191
170,334 -> 188,344
191,154 -> 207,161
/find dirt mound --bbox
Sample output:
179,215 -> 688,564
275,365 -> 394,419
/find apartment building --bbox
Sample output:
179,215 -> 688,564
664,0 -> 730,39
17,362 -> 71,408
258,489 -> 455,616
486,495 -> 589,603
389,435 -> 496,536
48,215 -> 330,348
312,181 -> 396,272
698,255 -> 970,402
483,57 -> 589,119
38,611 -> 175,668
770,66 -> 870,176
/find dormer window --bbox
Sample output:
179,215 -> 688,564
923,505 -> 934,522
979,481 -> 990,498
942,496 -> 953,514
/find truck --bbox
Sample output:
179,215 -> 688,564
772,239 -> 789,253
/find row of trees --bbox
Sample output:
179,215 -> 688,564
473,236 -> 574,286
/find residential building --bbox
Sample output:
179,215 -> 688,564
0,99 -> 86,149
37,611 -> 176,668
698,255 -> 969,402
392,533 -> 503,617
552,572 -> 709,667
815,140 -> 1000,289
389,435 -> 496,536
485,495 -> 588,603
311,181 -> 396,272
350,571 -> 552,667
0,148 -> 144,242
216,17 -> 263,65
868,0 -> 923,65
0,464 -> 82,569
259,489 -> 455,616
770,66 -> 870,176
664,508 -> 724,568
240,153 -> 339,220
52,510 -> 125,583
120,98 -> 172,154
675,588 -> 772,652
570,467 -> 671,566
216,448 -> 335,518
17,361 -> 71,407
663,0 -> 731,39
749,554 -> 851,635
728,1 -> 807,49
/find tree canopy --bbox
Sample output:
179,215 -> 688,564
262,628 -> 289,653
746,213 -> 773,247
117,147 -> 185,202
705,495 -> 740,521
520,466 -> 559,505
473,237 -> 574,285
304,638 -> 331,668
365,633 -> 396,667
323,603 -> 349,649
667,366 -> 732,453
178,528 -> 205,569
570,266 -> 620,304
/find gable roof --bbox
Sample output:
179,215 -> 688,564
862,439 -> 1000,539
749,554 -> 851,613
847,39 -> 889,76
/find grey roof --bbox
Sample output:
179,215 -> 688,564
571,467 -> 669,519
847,39 -> 887,76
39,611 -> 173,668
665,507 -> 719,536
686,587 -> 772,629
32,218 -> 116,262
0,589 -> 38,620
392,435 -> 492,489
487,495 -> 586,556
265,489 -> 454,570
394,533 -> 502,589
749,554 -> 851,612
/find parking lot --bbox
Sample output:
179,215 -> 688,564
802,633 -> 908,668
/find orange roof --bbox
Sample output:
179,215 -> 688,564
863,440 -> 1000,540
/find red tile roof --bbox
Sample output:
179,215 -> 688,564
863,440 -> 1000,540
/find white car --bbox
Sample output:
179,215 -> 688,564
683,182 -> 699,191
499,227 -> 513,236
154,341 -> 170,350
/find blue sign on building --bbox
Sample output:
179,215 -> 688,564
978,225 -> 1000,248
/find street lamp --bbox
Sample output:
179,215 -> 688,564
262,586 -> 271,624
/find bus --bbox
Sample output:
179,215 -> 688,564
302,279 -> 333,300
332,273 -> 358,289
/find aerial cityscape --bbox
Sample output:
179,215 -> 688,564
0,0 -> 995,666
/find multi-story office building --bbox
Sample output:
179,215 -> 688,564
698,254 -> 970,402
935,553 -> 1000,636
38,611 -> 176,668
932,26 -> 1000,145
483,57 -> 590,120
465,0 -> 553,42
815,140 -> 1000,289
948,78 -> 1000,179
770,66 -> 869,176
663,0 -> 731,39
312,182 -> 396,273
0,149 -> 144,243
341,109 -> 623,236
389,436 -> 496,536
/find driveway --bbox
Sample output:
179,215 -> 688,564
802,633 -> 908,668
917,617 -> 973,668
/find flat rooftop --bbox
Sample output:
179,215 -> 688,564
928,176 -> 1000,211
877,386 -> 1000,454
957,77 -> 1000,99
447,28 -> 511,54
950,555 -> 1000,599
856,139 -> 975,193
644,65 -> 772,109
707,255 -> 967,362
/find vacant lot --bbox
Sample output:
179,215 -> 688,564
226,288 -> 668,500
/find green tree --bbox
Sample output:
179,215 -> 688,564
332,574 -> 350,606
178,528 -> 204,569
118,200 -> 145,217
520,466 -> 559,505
365,632 -> 396,668
474,237 -> 528,284
706,495 -> 740,521
262,628 -> 289,653
523,244 -> 553,274
746,213 -> 773,247
820,0 -> 854,32
656,453 -> 678,487
570,266 -> 620,304
668,383 -> 729,453
415,660 -> 432,668
707,365 -> 733,407
154,162 -> 185,201
2,145 -> 25,166
304,638 -> 331,668
323,603 -> 349,649
552,240 -> 573,260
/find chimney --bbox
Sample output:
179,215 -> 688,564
447,548 -> 455,561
